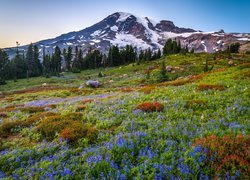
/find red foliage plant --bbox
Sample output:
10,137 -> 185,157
0,112 -> 8,118
82,99 -> 94,104
136,102 -> 164,112
76,105 -> 86,112
193,134 -> 250,178
121,87 -> 134,93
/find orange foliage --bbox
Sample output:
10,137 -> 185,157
0,112 -> 8,118
82,99 -> 94,104
136,102 -> 164,112
60,121 -> 88,142
121,87 -> 134,93
194,134 -> 250,178
76,105 -> 86,112
140,86 -> 156,94
197,84 -> 226,91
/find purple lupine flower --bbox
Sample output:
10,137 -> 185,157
0,171 -> 5,178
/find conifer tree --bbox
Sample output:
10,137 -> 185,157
66,46 -> 72,71
157,49 -> 161,59
159,61 -> 168,82
54,46 -> 62,75
34,45 -> 42,76
0,49 -> 9,84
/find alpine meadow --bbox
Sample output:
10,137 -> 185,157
0,0 -> 250,179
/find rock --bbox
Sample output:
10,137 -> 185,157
174,66 -> 180,70
166,66 -> 172,72
86,80 -> 100,88
228,60 -> 234,66
78,85 -> 84,89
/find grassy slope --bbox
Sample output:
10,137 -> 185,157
0,53 -> 249,178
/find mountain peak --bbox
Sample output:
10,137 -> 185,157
4,12 -> 250,57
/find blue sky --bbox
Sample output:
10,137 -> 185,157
0,0 -> 249,48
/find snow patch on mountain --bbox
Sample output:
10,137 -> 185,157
66,42 -> 73,46
238,37 -> 250,41
117,12 -> 133,22
148,18 -> 159,27
110,26 -> 118,31
110,33 -> 151,50
91,30 -> 102,37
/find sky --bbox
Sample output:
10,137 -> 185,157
0,0 -> 250,48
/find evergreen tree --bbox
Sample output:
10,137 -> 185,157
54,46 -> 62,75
228,43 -> 240,53
62,48 -> 67,71
26,43 -> 34,77
72,46 -> 82,72
146,47 -> 152,61
0,49 -> 9,84
177,40 -> 181,53
34,45 -> 42,76
163,39 -> 173,55
172,40 -> 178,54
159,61 -> 168,82
108,46 -> 120,66
78,49 -> 84,70
42,48 -> 51,77
139,50 -> 144,62
157,49 -> 161,59
66,46 -> 72,71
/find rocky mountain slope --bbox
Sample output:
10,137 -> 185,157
4,12 -> 250,57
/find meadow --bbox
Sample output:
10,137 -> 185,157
0,53 -> 249,179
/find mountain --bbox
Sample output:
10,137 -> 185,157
4,12 -> 250,57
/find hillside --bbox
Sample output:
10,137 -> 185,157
0,53 -> 249,179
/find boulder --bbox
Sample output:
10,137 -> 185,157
166,66 -> 172,72
86,80 -> 100,88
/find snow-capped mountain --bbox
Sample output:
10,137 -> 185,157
4,12 -> 250,57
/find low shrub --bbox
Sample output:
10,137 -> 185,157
60,122 -> 88,142
0,121 -> 22,138
0,112 -> 57,138
20,106 -> 45,113
193,134 -> 250,178
136,102 -> 164,112
5,104 -> 24,109
86,126 -> 99,143
64,112 -> 83,121
25,112 -> 58,125
238,62 -> 250,69
45,104 -> 57,109
121,87 -> 134,93
76,105 -> 86,112
35,114 -> 94,142
197,84 -> 225,91
0,112 -> 8,118
82,99 -> 94,104
35,115 -> 68,140
140,86 -> 155,94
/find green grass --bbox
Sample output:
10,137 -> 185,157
0,53 -> 249,179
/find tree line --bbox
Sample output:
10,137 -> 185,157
1,39 -> 238,84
